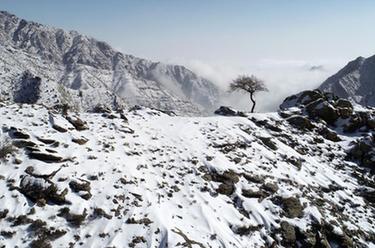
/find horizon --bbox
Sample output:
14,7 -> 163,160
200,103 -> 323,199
1,1 -> 374,111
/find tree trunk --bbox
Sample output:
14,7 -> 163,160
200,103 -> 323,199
250,92 -> 256,113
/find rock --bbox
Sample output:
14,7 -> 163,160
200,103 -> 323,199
57,207 -> 87,227
285,156 -> 303,170
52,124 -> 68,133
214,106 -> 246,117
0,209 -> 9,219
307,100 -> 339,124
280,221 -> 296,245
348,135 -> 375,169
242,189 -> 267,199
262,182 -> 279,194
12,139 -> 38,148
258,136 -> 278,150
65,115 -> 88,131
9,128 -> 30,139
343,113 -> 367,132
335,99 -> 353,109
92,208 -> 112,219
281,197 -> 304,218
286,115 -> 314,130
337,107 -> 353,119
367,118 -> 375,129
297,90 -> 324,105
72,137 -> 88,145
28,152 -> 63,163
319,128 -> 341,142
92,104 -> 111,114
216,183 -> 235,195
19,175 -> 68,205
356,187 -> 375,203
69,179 -> 92,200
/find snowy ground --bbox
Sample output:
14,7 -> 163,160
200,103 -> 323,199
0,102 -> 374,247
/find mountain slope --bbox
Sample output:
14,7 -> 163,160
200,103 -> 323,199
0,93 -> 374,247
0,10 -> 220,115
319,55 -> 375,107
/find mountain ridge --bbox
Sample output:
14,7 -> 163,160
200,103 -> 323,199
0,10 -> 220,115
319,54 -> 375,107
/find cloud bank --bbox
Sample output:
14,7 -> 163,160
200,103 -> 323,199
178,59 -> 342,112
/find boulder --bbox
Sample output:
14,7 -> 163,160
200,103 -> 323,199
281,197 -> 304,218
214,106 -> 246,117
280,221 -> 296,245
319,128 -> 341,142
286,115 -> 314,130
335,99 -> 353,109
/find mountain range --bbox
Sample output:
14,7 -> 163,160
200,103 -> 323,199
0,10 -> 220,115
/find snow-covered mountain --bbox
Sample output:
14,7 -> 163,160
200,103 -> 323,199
319,55 -> 375,107
0,88 -> 374,247
0,10 -> 220,115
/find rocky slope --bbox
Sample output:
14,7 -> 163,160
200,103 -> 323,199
319,55 -> 375,107
0,10 -> 220,115
0,90 -> 374,247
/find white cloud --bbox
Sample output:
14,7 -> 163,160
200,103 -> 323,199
170,58 -> 344,112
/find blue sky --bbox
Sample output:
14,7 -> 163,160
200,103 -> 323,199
2,0 -> 375,63
1,0 -> 375,110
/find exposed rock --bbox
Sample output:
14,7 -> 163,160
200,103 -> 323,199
12,139 -> 38,148
28,152 -> 63,163
69,179 -> 92,200
19,176 -> 68,205
65,115 -> 88,131
335,99 -> 353,109
92,104 -> 111,114
216,183 -> 235,195
319,127 -> 341,142
72,137 -> 88,145
278,197 -> 304,218
286,115 -> 314,130
52,124 -> 68,133
57,208 -> 87,227
214,106 -> 246,117
280,221 -> 296,245
258,136 -> 278,150
0,209 -> 9,219
262,182 -> 279,194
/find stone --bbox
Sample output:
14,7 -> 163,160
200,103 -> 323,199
216,183 -> 235,195
281,197 -> 304,218
28,152 -> 63,163
280,221 -> 296,245
335,99 -> 353,109
214,106 -> 246,117
72,137 -> 88,145
286,115 -> 314,130
65,115 -> 88,131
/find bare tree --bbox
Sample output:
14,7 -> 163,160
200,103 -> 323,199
229,75 -> 268,113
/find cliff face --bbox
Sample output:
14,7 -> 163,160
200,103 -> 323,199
0,11 -> 220,115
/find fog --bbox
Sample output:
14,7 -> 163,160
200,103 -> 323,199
182,59 -> 342,112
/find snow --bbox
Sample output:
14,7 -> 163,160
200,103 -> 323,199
0,103 -> 374,247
